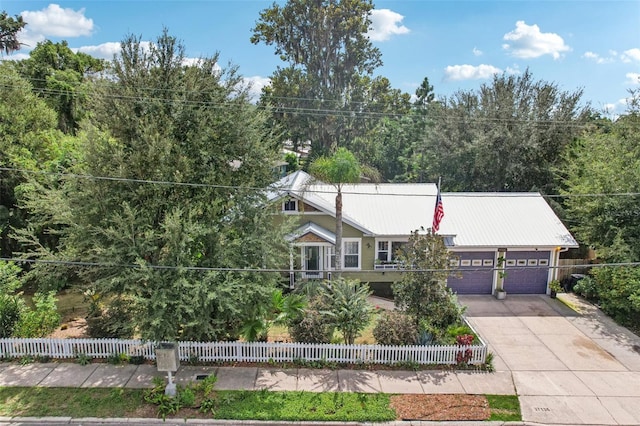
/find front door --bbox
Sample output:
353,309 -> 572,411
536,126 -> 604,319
303,246 -> 323,278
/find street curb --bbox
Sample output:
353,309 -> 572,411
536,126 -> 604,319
1,418 -> 534,426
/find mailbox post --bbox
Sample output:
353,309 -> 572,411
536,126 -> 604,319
155,342 -> 180,396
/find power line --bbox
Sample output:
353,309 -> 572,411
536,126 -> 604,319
2,166 -> 640,199
0,75 -> 602,127
1,256 -> 637,274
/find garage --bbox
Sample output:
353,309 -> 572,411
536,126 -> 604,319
503,251 -> 551,294
447,251 -> 495,294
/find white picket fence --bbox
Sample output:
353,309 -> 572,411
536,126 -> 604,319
0,338 -> 487,365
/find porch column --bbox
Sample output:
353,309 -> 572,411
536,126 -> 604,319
289,249 -> 295,289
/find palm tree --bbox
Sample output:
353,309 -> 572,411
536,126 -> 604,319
309,147 -> 379,277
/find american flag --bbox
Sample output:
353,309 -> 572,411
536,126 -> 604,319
432,185 -> 444,233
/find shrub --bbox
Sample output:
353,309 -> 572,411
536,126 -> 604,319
573,275 -> 599,300
14,291 -> 60,337
86,296 -> 136,338
0,261 -> 26,338
288,307 -> 333,344
318,278 -> 373,344
372,311 -> 418,345
0,294 -> 25,338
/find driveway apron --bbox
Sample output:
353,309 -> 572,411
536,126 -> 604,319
460,294 -> 640,425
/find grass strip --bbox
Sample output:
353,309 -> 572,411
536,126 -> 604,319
214,390 -> 395,421
0,387 -> 394,422
0,387 -> 145,418
487,394 -> 521,421
0,387 -> 520,422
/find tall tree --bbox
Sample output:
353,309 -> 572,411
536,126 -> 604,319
563,89 -> 640,262
0,11 -> 25,55
310,147 -> 378,275
17,40 -> 105,133
0,63 -> 73,259
414,69 -> 590,192
251,0 -> 388,155
19,30 -> 289,341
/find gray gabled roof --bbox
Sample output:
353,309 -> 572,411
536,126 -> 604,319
270,171 -> 577,248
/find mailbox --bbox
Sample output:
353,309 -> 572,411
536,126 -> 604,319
155,342 -> 180,372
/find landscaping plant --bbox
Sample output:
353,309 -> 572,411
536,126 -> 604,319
318,278 -> 373,344
373,310 -> 418,345
392,230 -> 464,338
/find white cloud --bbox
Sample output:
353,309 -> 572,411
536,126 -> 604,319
443,64 -> 502,81
505,65 -> 521,75
602,97 -> 631,118
244,75 -> 271,101
626,72 -> 640,85
621,48 -> 640,63
76,42 -> 121,59
502,21 -> 570,59
21,4 -> 94,38
0,52 -> 30,62
583,51 -> 614,64
368,9 -> 410,42
14,28 -> 45,50
472,47 -> 483,57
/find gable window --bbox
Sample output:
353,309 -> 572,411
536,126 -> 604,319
343,239 -> 360,269
282,199 -> 297,213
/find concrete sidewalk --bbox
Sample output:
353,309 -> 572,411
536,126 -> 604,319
0,362 -> 522,425
0,361 -> 516,395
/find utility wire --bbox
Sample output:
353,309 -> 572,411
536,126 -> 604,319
0,76 -> 602,127
1,256 -> 637,274
2,166 -> 640,199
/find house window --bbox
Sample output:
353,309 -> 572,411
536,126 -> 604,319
343,239 -> 360,269
282,199 -> 297,213
377,241 -> 389,261
326,246 -> 335,269
375,240 -> 407,262
391,242 -> 405,261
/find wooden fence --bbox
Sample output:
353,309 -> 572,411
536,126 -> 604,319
557,259 -> 590,281
0,338 -> 487,366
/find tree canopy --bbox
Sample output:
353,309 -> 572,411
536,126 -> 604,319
412,70 -> 590,192
252,0 -> 410,155
563,89 -> 640,262
17,40 -> 105,133
19,30 -> 290,341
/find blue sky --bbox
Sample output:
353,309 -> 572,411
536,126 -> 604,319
2,1 -> 639,116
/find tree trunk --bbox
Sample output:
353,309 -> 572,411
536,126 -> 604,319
334,190 -> 342,278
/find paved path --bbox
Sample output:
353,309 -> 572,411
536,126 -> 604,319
0,362 -> 515,395
460,294 -> 640,425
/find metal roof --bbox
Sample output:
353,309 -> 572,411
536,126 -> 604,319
439,193 -> 578,248
270,171 -> 577,248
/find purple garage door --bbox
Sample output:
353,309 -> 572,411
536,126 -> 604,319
503,251 -> 551,294
447,252 -> 495,294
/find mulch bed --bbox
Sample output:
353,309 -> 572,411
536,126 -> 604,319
390,394 -> 490,421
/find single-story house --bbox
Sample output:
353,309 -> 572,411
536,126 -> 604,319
268,170 -> 578,296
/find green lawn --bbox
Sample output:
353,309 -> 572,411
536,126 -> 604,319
0,387 -> 521,422
487,394 -> 521,421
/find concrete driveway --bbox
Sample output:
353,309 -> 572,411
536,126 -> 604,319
459,294 -> 640,425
